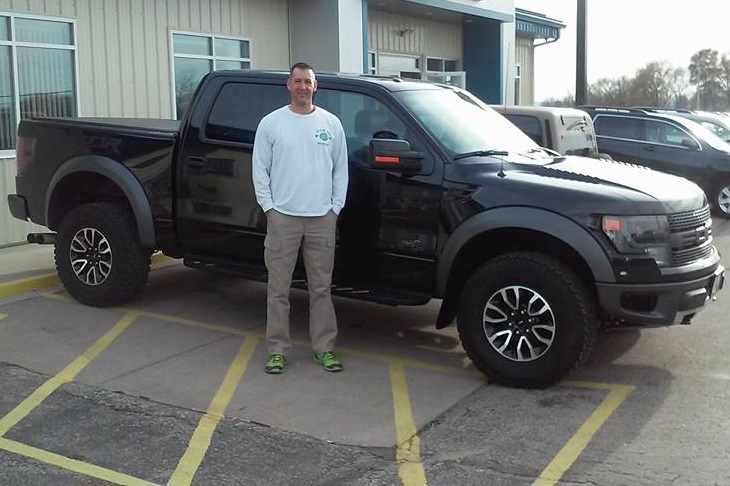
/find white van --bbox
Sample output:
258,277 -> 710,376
490,105 -> 607,158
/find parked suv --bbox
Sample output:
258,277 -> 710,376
581,106 -> 730,217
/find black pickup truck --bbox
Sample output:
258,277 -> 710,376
7,70 -> 726,388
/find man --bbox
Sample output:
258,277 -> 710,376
252,63 -> 348,374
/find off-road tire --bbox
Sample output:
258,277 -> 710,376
457,252 -> 599,389
55,202 -> 151,306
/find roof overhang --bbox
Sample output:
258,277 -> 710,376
515,7 -> 565,41
369,0 -> 513,23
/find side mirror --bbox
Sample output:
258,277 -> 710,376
368,138 -> 424,173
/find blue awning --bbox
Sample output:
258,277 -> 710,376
515,8 -> 565,40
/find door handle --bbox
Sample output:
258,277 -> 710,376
187,156 -> 207,174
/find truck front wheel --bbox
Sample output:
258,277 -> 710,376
712,180 -> 730,218
457,252 -> 598,388
55,202 -> 151,306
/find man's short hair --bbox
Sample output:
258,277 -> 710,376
290,62 -> 315,76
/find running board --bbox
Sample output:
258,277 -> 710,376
183,256 -> 430,306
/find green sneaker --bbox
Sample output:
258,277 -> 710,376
265,354 -> 285,374
313,351 -> 343,372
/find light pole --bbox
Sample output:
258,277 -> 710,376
575,0 -> 587,105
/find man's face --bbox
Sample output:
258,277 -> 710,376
287,67 -> 317,106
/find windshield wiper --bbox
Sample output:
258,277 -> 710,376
453,149 -> 509,161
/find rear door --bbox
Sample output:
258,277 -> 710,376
176,76 -> 289,262
593,114 -> 641,163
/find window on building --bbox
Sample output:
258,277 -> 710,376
0,13 -> 77,151
426,57 -> 458,72
514,64 -> 521,105
172,32 -> 250,119
378,54 -> 420,79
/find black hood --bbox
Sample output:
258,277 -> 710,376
444,154 -> 707,216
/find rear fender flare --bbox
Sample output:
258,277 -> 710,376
46,155 -> 156,247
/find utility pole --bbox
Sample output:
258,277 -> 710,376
575,0 -> 587,105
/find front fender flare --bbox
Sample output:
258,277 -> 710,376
46,155 -> 156,247
435,207 -> 615,296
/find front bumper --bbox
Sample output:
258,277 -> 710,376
7,194 -> 29,221
596,264 -> 725,326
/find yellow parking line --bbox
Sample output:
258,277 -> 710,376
0,273 -> 60,299
0,312 -> 137,437
389,361 -> 428,486
168,336 -> 259,485
30,296 -> 636,486
0,313 -> 7,321
533,382 -> 635,485
0,253 -> 168,300
110,306 -> 484,379
0,437 -> 158,486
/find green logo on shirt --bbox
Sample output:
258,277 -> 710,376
315,129 -> 332,146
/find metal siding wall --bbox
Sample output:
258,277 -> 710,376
0,0 -> 288,118
0,0 -> 289,246
369,10 -> 460,60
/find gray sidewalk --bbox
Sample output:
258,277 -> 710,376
0,243 -> 56,283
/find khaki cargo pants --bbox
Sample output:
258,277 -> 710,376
264,210 -> 338,355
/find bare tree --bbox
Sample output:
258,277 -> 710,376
631,61 -> 672,107
688,48 -> 722,110
587,76 -> 633,106
666,67 -> 692,109
718,54 -> 730,110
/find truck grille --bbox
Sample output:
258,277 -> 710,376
668,206 -> 710,231
668,206 -> 713,266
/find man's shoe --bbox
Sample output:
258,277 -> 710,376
265,354 -> 285,374
313,351 -> 343,372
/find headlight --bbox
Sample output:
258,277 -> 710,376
602,215 -> 671,265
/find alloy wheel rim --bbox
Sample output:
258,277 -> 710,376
482,285 -> 556,362
718,185 -> 730,214
69,227 -> 112,286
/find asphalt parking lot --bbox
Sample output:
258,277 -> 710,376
1,220 -> 729,486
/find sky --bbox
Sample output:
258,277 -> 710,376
514,0 -> 730,102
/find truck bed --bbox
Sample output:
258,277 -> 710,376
29,117 -> 180,134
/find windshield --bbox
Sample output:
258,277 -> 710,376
395,88 -> 544,157
674,116 -> 730,152
699,119 -> 730,142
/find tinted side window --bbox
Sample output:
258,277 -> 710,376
205,82 -> 289,144
663,123 -> 697,148
503,114 -> 543,146
594,116 -> 641,140
315,88 -> 407,159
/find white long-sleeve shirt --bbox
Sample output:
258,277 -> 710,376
252,105 -> 348,216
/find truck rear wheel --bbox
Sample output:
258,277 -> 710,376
457,252 -> 598,388
55,202 -> 151,306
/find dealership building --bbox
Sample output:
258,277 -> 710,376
0,0 -> 563,246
